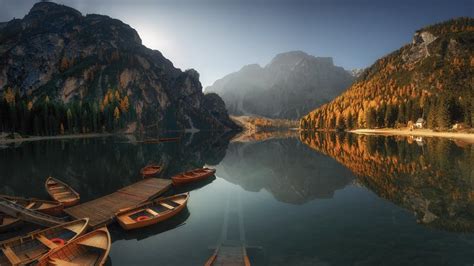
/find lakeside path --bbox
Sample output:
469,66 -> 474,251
350,128 -> 474,144
0,133 -> 113,144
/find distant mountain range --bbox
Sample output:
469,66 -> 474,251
206,51 -> 355,120
300,18 -> 473,130
0,2 -> 238,135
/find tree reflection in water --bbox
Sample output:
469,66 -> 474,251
300,131 -> 474,232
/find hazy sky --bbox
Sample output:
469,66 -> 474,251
0,0 -> 472,87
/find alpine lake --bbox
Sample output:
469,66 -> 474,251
0,130 -> 473,266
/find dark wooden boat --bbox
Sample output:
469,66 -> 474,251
0,213 -> 22,233
45,177 -> 80,207
0,194 -> 63,216
0,198 -> 67,227
0,195 -> 64,233
0,218 -> 89,265
158,137 -> 180,142
172,168 -> 216,186
115,193 -> 189,230
140,164 -> 163,177
205,244 -> 251,266
36,226 -> 111,266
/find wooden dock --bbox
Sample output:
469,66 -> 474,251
64,178 -> 172,228
207,243 -> 250,266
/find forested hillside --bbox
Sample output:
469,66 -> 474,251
0,88 -> 135,135
300,18 -> 473,131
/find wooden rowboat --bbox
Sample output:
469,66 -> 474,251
0,198 -> 67,227
0,218 -> 89,265
45,177 -> 80,207
36,226 -> 111,266
0,194 -> 63,216
0,195 -> 64,233
0,214 -> 22,233
172,168 -> 216,186
158,137 -> 180,142
140,164 -> 163,177
115,193 -> 189,230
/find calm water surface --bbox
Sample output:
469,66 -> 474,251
0,132 -> 473,265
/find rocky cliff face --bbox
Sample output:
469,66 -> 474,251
0,2 -> 238,131
206,51 -> 354,119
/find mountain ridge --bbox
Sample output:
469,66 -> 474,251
300,17 -> 474,131
0,2 -> 239,135
206,50 -> 355,119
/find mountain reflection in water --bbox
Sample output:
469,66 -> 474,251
216,136 -> 354,204
0,131 -> 235,201
0,131 -> 473,265
300,131 -> 474,232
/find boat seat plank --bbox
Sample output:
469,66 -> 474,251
49,258 -> 81,266
36,234 -> 58,249
25,202 -> 36,209
64,223 -> 87,234
48,186 -> 65,190
118,215 -> 135,224
160,203 -> 174,210
2,246 -> 21,265
53,191 -> 72,196
146,208 -> 159,216
78,235 -> 108,250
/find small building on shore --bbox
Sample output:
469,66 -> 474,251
452,123 -> 465,130
415,118 -> 425,128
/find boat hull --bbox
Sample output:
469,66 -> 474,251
140,165 -> 163,177
45,177 -> 80,207
172,168 -> 216,186
36,226 -> 110,266
0,195 -> 64,216
0,219 -> 89,265
116,193 -> 189,230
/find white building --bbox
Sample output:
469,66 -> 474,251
415,118 -> 425,128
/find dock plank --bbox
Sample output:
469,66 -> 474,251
212,244 -> 248,266
65,178 -> 171,228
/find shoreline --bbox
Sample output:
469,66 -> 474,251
0,133 -> 114,144
350,128 -> 474,144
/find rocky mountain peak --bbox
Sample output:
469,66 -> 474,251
28,2 -> 82,17
0,2 -> 239,132
206,51 -> 354,119
269,50 -> 309,65
240,64 -> 263,73
269,51 -> 334,66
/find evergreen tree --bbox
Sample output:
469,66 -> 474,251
427,100 -> 437,128
365,107 -> 377,128
336,115 -> 345,131
384,104 -> 397,128
397,102 -> 407,125
436,98 -> 451,129
377,103 -> 387,127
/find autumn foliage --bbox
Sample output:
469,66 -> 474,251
300,18 -> 474,131
300,131 -> 474,231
